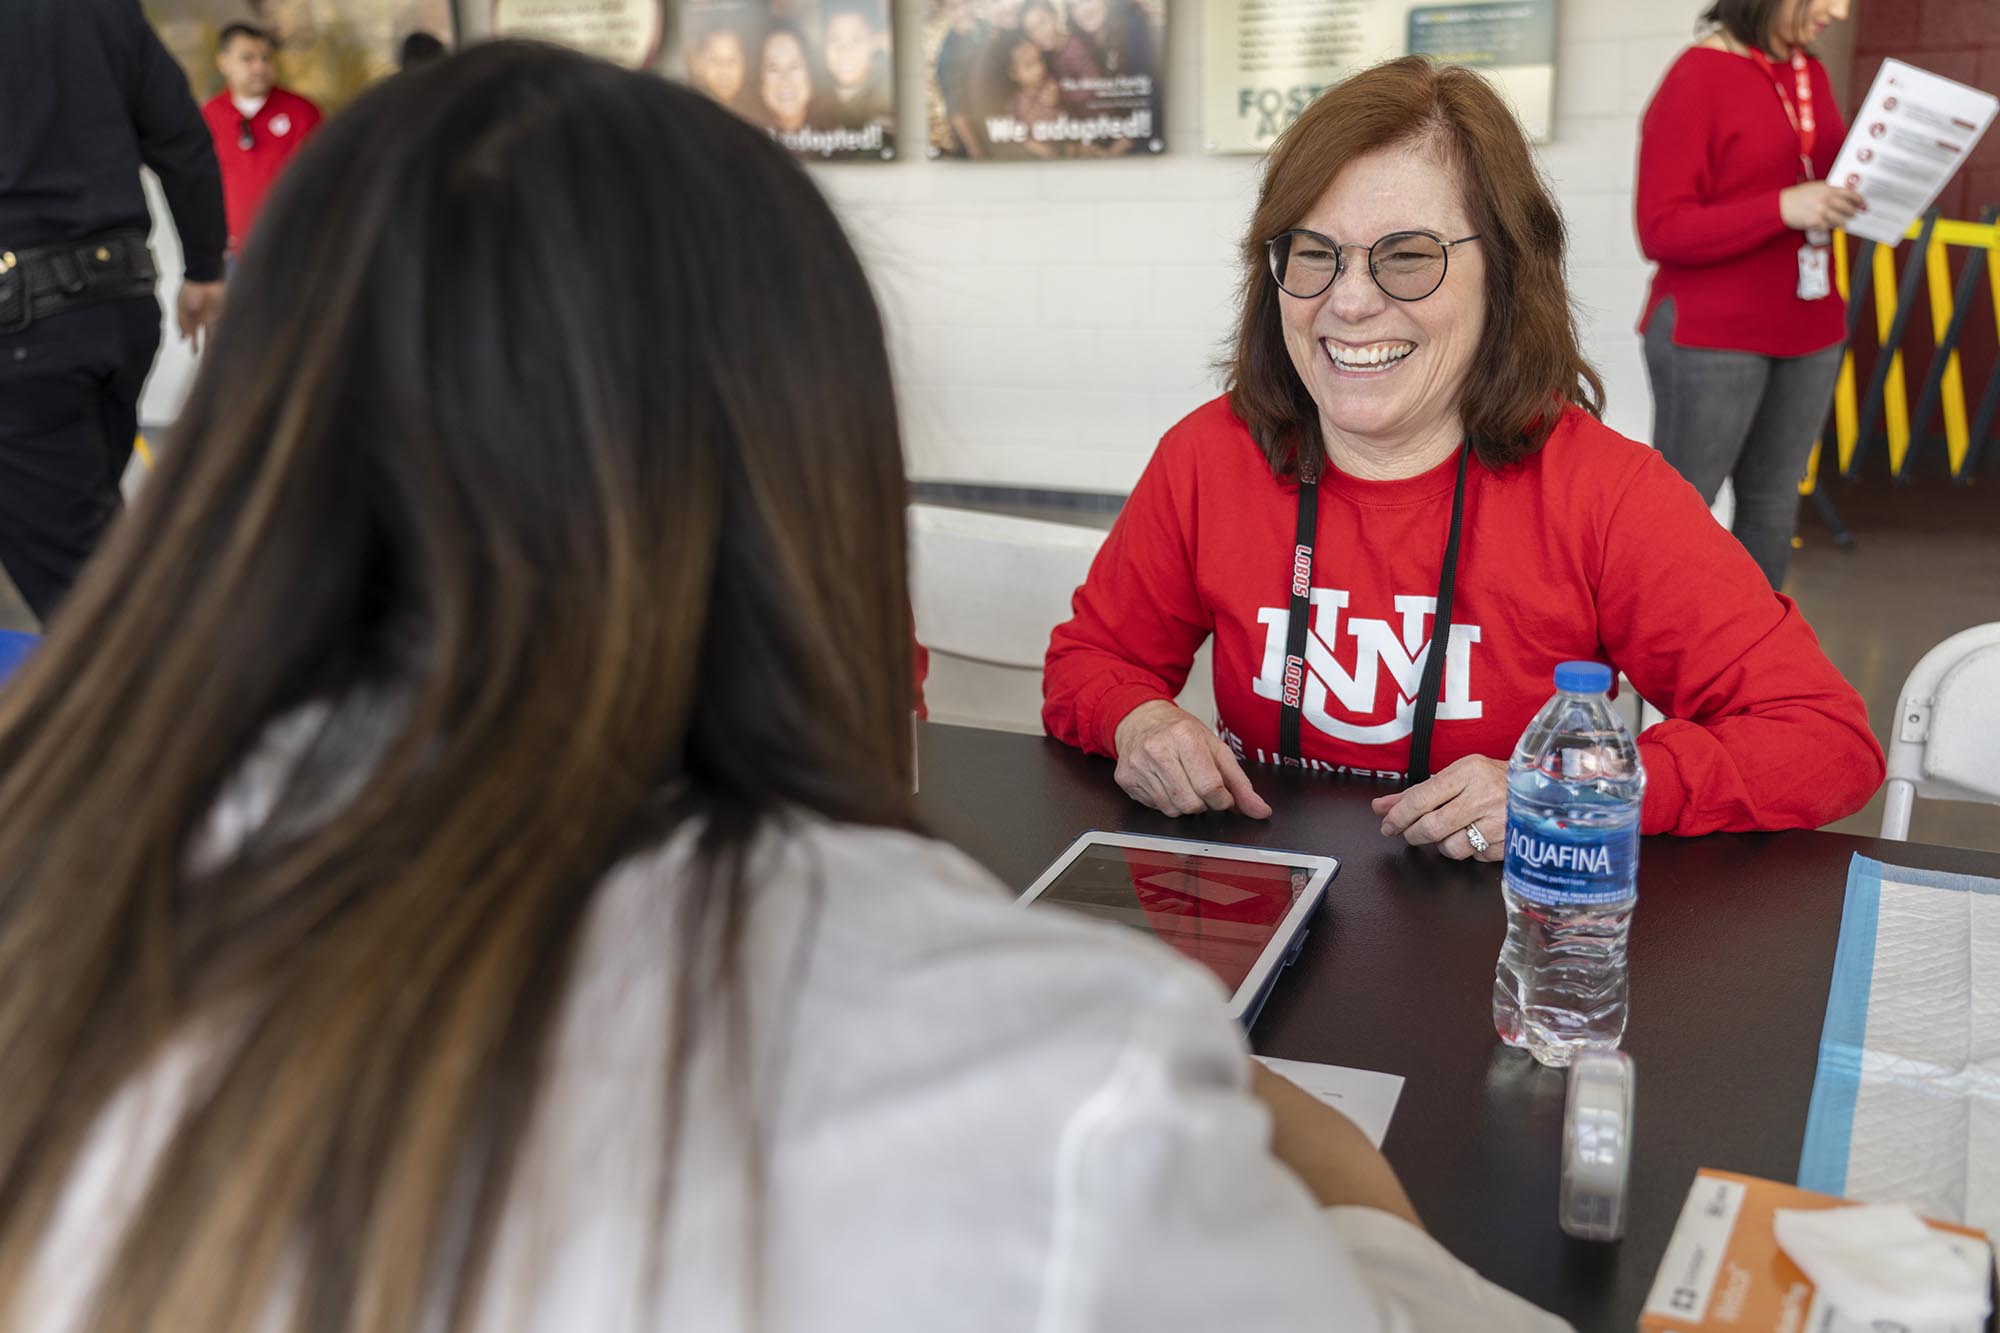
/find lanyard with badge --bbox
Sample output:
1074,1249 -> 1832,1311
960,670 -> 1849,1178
1746,46 -> 1833,301
1276,444 -> 1470,784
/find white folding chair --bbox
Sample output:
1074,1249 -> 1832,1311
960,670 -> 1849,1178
908,503 -> 1212,734
1880,622 -> 2000,840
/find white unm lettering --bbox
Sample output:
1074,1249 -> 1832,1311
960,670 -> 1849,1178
1251,587 -> 1483,744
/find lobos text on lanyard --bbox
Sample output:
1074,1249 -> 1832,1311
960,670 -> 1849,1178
1748,46 -> 1831,301
1277,446 -> 1470,783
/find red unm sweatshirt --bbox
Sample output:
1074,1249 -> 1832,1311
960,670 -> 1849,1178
1042,397 -> 1884,837
1635,47 -> 1847,356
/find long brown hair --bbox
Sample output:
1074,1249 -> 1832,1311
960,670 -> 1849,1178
0,41 -> 915,1331
1228,56 -> 1605,477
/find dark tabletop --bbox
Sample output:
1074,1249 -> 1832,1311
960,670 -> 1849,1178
914,721 -> 2000,1333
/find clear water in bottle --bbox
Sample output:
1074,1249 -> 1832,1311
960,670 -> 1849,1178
1493,661 -> 1644,1068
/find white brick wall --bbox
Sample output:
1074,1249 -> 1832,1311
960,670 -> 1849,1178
143,0 -> 1719,491
825,0 -> 1719,488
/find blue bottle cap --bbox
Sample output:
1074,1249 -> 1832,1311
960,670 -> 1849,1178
1554,660 -> 1614,694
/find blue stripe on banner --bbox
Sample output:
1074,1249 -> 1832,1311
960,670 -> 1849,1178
1797,854 -> 1884,1196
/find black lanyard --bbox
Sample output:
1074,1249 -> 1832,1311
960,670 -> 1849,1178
1277,444 -> 1470,785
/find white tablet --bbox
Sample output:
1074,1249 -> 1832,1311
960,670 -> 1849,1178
1019,832 -> 1338,1025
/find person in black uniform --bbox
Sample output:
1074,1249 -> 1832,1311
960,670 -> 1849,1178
0,0 -> 226,624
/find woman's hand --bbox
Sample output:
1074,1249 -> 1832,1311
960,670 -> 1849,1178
176,281 -> 226,352
1112,700 -> 1272,819
1370,754 -> 1507,861
1250,1060 -> 1422,1224
1779,181 -> 1866,231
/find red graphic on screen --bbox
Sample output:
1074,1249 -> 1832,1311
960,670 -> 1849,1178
1029,847 -> 1301,993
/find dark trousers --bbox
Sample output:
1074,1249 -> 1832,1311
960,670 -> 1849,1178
0,296 -> 160,622
1643,297 -> 1843,590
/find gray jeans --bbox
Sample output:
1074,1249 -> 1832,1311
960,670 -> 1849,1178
1643,298 -> 1843,588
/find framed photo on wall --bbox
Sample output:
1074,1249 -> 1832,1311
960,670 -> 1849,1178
923,0 -> 1165,161
682,0 -> 898,161
145,0 -> 456,113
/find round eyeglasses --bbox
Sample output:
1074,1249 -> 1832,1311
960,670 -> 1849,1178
1266,229 -> 1481,303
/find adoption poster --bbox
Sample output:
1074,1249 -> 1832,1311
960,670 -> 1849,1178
145,0 -> 455,111
492,0 -> 666,68
1201,0 -> 1553,153
681,0 -> 897,160
924,0 -> 1166,160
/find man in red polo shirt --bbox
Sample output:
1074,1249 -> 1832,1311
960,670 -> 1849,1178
201,23 -> 322,260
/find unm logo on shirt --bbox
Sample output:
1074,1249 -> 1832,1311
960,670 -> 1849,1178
1250,588 -> 1482,744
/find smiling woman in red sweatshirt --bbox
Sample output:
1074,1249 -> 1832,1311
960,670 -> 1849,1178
1041,57 -> 1883,858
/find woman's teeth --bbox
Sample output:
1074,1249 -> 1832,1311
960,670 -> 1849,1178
1325,341 -> 1414,371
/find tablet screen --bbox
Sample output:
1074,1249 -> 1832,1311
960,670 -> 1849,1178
1032,845 -> 1316,991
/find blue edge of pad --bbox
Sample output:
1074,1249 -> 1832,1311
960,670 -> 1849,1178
1797,854 -> 1882,1196
1797,854 -> 2000,1194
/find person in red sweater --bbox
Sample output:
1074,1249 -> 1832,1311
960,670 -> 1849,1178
1042,56 -> 1882,855
202,23 -> 324,260
1636,0 -> 1862,588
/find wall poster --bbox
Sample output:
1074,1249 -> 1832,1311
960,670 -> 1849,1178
682,0 -> 897,160
1201,0 -> 1554,154
145,0 -> 456,111
923,0 -> 1166,160
492,0 -> 667,69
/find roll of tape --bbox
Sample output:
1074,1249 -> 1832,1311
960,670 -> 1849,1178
1560,1049 -> 1634,1242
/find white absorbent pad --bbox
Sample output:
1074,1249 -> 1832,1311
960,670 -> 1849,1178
1798,855 -> 2000,1245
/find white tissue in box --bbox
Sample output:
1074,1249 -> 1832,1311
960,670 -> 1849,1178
1773,1203 -> 1992,1325
1640,1170 -> 1993,1333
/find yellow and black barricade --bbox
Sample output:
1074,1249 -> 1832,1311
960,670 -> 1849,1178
1810,207 -> 2000,493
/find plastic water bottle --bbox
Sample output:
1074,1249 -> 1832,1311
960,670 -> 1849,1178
1492,661 -> 1645,1068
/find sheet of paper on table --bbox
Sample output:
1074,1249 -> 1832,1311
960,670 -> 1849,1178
1799,855 -> 2000,1244
1254,1056 -> 1404,1148
1826,59 -> 1997,245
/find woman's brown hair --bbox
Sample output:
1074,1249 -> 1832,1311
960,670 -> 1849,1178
1228,56 -> 1605,477
0,42 -> 915,1332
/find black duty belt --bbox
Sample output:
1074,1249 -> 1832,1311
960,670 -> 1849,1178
0,230 -> 158,335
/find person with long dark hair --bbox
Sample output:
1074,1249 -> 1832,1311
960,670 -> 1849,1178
1636,0 -> 1861,587
0,41 -> 1564,1333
